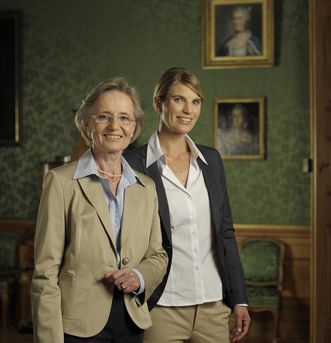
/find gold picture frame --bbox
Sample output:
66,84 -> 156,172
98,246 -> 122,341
214,97 -> 265,160
203,0 -> 274,69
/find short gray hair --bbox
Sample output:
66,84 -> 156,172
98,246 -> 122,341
75,77 -> 144,145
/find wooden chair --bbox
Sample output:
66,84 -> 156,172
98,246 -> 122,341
0,231 -> 21,328
239,239 -> 286,343
17,234 -> 34,330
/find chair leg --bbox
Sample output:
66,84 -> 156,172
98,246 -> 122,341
0,290 -> 9,328
271,309 -> 280,343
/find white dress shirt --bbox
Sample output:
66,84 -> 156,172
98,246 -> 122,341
146,132 -> 223,306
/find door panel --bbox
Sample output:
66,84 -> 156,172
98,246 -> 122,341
310,0 -> 331,342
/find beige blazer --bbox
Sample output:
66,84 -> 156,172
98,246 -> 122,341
31,162 -> 168,343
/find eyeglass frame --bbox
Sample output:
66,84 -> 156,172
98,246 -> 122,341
91,113 -> 137,125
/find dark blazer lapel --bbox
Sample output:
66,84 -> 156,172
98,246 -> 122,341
139,148 -> 172,245
78,177 -> 117,252
197,158 -> 221,235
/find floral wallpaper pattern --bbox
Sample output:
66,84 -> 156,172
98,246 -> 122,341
0,0 -> 310,225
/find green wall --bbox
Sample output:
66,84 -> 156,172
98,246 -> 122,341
0,0 -> 310,225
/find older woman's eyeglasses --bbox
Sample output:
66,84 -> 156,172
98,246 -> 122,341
92,113 -> 135,125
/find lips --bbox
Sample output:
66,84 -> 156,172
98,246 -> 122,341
177,116 -> 192,123
103,133 -> 122,140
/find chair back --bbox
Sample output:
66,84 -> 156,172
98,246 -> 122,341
240,238 -> 285,290
0,232 -> 20,270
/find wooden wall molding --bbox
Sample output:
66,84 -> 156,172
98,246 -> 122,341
0,219 -> 35,238
234,223 -> 310,236
234,224 -> 310,341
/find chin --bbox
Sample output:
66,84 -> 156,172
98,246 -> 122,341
175,128 -> 193,135
102,145 -> 125,154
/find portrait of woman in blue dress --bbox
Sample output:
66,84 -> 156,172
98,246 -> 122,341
217,6 -> 262,57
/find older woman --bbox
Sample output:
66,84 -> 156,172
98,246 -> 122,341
31,77 -> 168,343
125,67 -> 250,342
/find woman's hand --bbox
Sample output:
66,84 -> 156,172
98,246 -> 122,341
104,268 -> 141,293
230,305 -> 251,342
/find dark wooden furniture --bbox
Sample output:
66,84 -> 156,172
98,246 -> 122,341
17,236 -> 34,329
0,221 -> 34,329
0,232 -> 21,328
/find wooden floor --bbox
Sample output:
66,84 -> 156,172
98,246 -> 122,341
0,327 -> 308,343
0,326 -> 33,343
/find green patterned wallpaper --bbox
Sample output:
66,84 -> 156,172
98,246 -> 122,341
0,0 -> 310,225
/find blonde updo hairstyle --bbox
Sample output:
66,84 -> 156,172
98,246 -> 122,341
75,77 -> 144,145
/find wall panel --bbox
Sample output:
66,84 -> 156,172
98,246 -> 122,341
235,224 -> 310,341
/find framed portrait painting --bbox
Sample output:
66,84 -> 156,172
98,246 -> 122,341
214,97 -> 265,160
203,0 -> 274,69
0,11 -> 21,145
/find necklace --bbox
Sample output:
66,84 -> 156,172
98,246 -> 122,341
97,167 -> 122,185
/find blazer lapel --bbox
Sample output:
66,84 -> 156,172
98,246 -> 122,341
197,158 -> 221,235
120,183 -> 143,247
139,148 -> 172,245
77,176 -> 117,252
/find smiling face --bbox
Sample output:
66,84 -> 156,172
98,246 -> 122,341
231,8 -> 249,32
159,82 -> 202,136
87,90 -> 136,157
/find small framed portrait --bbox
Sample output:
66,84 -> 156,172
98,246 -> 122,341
214,97 -> 265,160
0,11 -> 22,145
202,0 -> 274,69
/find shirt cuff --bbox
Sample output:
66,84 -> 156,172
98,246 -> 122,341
132,268 -> 145,295
235,303 -> 248,307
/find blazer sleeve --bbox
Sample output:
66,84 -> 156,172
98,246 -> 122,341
31,171 -> 66,343
215,151 -> 248,305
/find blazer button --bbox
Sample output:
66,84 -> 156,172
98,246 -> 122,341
122,257 -> 129,265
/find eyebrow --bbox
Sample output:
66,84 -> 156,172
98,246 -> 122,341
170,94 -> 201,100
98,110 -> 132,116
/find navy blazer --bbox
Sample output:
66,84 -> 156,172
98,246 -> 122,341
124,144 -> 248,310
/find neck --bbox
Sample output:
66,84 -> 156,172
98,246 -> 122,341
235,29 -> 249,34
157,130 -> 189,157
92,148 -> 122,176
97,166 -> 122,176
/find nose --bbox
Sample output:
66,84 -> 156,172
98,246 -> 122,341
106,116 -> 120,129
183,102 -> 192,114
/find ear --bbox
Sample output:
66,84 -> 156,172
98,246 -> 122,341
84,117 -> 93,131
155,98 -> 163,113
131,122 -> 137,138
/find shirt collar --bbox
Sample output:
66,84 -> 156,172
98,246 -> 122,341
73,148 -> 97,179
146,132 -> 166,167
74,148 -> 144,186
146,131 -> 207,168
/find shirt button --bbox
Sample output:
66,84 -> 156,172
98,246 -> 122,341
122,257 -> 129,265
